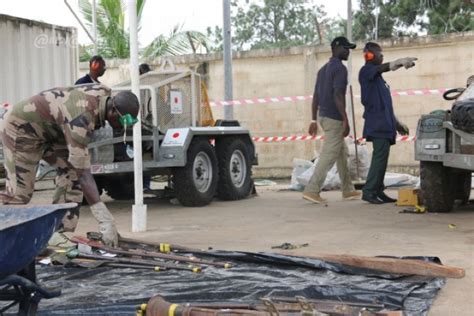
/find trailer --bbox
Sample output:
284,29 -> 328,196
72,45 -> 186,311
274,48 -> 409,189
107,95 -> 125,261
88,63 -> 258,206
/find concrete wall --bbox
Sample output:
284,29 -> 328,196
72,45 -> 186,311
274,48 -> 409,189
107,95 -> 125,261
81,32 -> 474,177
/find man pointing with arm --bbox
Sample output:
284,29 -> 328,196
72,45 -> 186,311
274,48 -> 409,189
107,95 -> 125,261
359,42 -> 415,204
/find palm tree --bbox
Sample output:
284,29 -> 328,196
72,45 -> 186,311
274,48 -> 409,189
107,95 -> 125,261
79,0 -> 209,59
141,24 -> 210,58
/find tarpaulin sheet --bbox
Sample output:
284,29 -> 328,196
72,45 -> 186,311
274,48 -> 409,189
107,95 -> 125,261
31,251 -> 445,316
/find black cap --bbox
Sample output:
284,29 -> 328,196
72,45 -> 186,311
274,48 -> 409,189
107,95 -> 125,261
331,36 -> 356,49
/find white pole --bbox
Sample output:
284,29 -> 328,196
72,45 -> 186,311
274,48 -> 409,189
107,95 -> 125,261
374,0 -> 380,41
92,0 -> 97,55
223,0 -> 234,120
346,0 -> 353,121
128,0 -> 147,232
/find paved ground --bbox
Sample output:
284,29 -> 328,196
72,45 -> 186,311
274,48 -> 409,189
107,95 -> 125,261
33,180 -> 473,315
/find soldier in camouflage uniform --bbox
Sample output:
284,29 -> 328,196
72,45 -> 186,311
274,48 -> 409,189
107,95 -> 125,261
0,83 -> 139,246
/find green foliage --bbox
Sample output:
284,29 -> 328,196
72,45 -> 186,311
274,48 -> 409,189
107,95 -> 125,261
79,0 -> 145,58
78,0 -> 209,60
352,0 -> 473,41
425,0 -> 473,34
142,24 -> 210,58
207,0 -> 335,51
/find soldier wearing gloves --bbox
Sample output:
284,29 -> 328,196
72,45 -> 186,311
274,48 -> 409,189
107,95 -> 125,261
359,42 -> 416,204
0,84 -> 139,246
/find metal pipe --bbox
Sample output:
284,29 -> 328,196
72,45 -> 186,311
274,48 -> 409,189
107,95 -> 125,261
223,0 -> 234,120
374,0 -> 380,41
128,0 -> 147,232
92,0 -> 98,55
63,0 -> 96,44
349,85 -> 361,180
346,1 -> 355,130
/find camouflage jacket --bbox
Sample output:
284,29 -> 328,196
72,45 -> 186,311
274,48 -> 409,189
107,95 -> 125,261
8,84 -> 111,169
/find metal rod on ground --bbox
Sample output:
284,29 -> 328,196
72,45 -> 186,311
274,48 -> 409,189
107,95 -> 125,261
73,236 -> 231,268
128,0 -> 147,232
71,252 -> 200,272
349,85 -> 361,180
118,236 -> 201,253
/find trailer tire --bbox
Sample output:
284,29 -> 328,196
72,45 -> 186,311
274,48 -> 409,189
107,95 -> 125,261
104,175 -> 135,200
216,137 -> 253,200
451,99 -> 474,133
420,161 -> 455,212
173,138 -> 218,206
454,171 -> 471,205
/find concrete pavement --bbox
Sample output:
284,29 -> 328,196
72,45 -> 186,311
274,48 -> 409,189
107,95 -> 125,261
33,181 -> 474,315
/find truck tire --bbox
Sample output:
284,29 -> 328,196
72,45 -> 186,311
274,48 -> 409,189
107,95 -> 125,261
420,161 -> 455,212
451,99 -> 474,133
104,175 -> 135,200
216,137 -> 253,200
454,171 -> 471,205
173,138 -> 218,206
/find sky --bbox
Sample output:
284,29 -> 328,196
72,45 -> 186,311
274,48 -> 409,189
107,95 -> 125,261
0,0 -> 357,47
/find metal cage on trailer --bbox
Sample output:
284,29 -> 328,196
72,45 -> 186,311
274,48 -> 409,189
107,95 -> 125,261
88,62 -> 258,207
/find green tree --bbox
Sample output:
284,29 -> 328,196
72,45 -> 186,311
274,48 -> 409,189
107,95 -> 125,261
79,0 -> 209,59
142,24 -> 210,58
79,0 -> 146,58
207,0 -> 334,51
425,0 -> 473,34
352,0 -> 473,41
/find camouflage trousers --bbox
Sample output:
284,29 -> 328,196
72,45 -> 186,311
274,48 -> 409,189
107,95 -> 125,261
0,114 -> 82,232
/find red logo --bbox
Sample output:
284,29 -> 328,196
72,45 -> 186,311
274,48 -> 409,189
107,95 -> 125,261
172,132 -> 180,138
174,97 -> 179,103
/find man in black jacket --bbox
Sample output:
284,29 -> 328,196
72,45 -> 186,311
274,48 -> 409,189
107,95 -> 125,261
359,42 -> 416,204
76,55 -> 106,85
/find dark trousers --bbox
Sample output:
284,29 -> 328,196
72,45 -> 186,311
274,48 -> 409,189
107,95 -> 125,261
363,138 -> 391,195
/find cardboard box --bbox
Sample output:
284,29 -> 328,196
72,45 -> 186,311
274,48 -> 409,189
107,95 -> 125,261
396,187 -> 420,206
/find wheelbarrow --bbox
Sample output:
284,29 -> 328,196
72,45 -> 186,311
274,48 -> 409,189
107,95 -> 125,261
0,203 -> 77,315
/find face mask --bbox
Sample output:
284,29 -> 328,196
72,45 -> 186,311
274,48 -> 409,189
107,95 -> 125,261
112,99 -> 139,145
118,113 -> 138,128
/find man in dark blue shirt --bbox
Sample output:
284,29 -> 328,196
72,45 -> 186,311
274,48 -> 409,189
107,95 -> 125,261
303,37 -> 361,204
359,42 -> 416,204
75,56 -> 106,85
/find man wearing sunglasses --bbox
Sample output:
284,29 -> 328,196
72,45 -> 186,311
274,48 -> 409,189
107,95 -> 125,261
0,83 -> 139,247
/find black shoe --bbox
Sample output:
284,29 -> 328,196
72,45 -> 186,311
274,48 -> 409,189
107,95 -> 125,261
377,192 -> 397,203
362,193 -> 384,204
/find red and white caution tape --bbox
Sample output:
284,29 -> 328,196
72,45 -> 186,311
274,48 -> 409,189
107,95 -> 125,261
210,88 -> 449,107
252,135 -> 416,143
210,95 -> 312,107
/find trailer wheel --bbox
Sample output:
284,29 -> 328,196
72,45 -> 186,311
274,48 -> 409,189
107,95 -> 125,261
454,171 -> 471,205
216,137 -> 253,200
173,138 -> 217,206
104,175 -> 135,200
420,161 -> 455,212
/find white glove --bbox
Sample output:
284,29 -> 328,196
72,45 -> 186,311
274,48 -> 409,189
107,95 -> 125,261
90,202 -> 119,247
389,57 -> 417,71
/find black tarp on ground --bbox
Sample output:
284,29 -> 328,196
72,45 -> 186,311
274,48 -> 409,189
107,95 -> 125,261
31,251 -> 445,316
